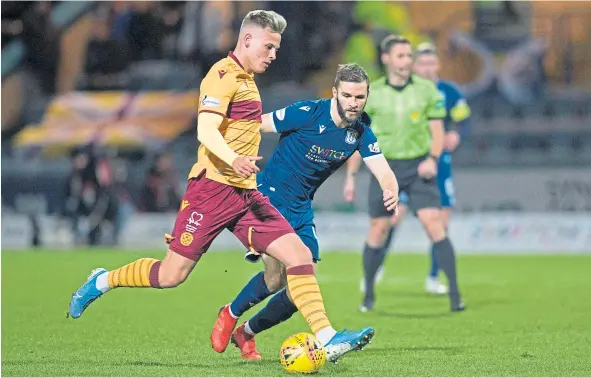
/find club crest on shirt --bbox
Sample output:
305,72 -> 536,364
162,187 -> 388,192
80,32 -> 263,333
345,130 -> 358,144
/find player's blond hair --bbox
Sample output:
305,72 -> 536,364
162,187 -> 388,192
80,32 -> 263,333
334,63 -> 370,89
416,42 -> 437,56
241,10 -> 287,34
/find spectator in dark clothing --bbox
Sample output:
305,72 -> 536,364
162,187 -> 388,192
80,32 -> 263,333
82,16 -> 131,90
64,146 -> 119,245
21,2 -> 59,93
127,1 -> 163,61
142,152 -> 181,213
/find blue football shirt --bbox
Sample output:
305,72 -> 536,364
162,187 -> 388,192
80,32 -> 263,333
259,99 -> 381,209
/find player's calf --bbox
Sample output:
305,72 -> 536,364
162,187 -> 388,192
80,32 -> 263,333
68,250 -> 197,319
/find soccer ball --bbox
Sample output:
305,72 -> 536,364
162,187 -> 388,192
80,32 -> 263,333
279,333 -> 326,374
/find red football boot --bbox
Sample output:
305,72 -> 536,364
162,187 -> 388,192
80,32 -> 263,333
231,323 -> 262,360
211,304 -> 238,353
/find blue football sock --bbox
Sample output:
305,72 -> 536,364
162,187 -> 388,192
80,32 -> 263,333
429,245 -> 439,278
229,271 -> 272,318
248,288 -> 297,334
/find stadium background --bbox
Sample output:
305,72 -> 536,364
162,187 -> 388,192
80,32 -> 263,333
2,2 -> 591,377
2,1 -> 590,252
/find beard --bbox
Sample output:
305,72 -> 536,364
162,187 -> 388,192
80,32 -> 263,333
336,97 -> 363,126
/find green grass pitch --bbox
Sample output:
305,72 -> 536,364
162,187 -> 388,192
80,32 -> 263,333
2,249 -> 591,376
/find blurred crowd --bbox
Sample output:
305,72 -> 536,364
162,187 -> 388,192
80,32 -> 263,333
63,145 -> 182,245
2,1 -> 355,93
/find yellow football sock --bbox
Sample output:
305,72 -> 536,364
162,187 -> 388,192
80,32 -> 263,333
107,258 -> 160,288
286,265 -> 332,334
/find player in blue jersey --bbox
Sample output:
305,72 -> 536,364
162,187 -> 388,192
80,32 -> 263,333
372,43 -> 472,295
210,63 -> 399,362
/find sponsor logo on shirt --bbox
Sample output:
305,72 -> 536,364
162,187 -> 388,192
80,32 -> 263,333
319,125 -> 326,134
201,96 -> 221,108
306,145 -> 347,163
299,106 -> 311,111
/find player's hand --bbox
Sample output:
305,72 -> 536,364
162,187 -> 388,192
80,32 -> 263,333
232,156 -> 262,178
444,130 -> 460,152
383,189 -> 398,215
418,157 -> 437,179
343,175 -> 356,202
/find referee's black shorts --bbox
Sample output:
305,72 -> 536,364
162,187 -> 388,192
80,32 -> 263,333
368,154 -> 441,218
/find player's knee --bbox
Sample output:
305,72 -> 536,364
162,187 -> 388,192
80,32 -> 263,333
419,209 -> 446,241
293,245 -> 313,267
368,218 -> 391,246
266,233 -> 313,269
263,271 -> 284,293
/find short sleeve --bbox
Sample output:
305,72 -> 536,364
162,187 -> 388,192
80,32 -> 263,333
449,87 -> 471,122
198,69 -> 239,117
357,127 -> 382,160
272,101 -> 315,133
426,84 -> 446,120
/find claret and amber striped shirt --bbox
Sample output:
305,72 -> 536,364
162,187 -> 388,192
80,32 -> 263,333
190,52 -> 263,189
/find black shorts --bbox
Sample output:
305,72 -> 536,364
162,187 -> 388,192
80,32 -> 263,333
368,154 -> 441,218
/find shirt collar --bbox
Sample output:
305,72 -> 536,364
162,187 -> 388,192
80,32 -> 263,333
386,75 -> 413,91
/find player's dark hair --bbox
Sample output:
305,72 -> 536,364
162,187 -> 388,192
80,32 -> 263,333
241,10 -> 287,34
380,35 -> 411,54
334,63 -> 370,90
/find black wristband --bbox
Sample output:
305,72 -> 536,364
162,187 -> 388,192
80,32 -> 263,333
429,154 -> 440,162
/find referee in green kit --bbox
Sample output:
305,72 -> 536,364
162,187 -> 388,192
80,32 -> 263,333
344,35 -> 464,312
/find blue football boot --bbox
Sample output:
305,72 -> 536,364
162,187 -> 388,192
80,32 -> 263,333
324,327 -> 375,362
68,268 -> 107,319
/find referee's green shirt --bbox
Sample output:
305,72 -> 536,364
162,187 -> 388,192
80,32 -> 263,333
365,75 -> 446,160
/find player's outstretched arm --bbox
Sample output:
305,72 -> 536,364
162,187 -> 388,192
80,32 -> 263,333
364,155 -> 399,212
197,112 -> 260,178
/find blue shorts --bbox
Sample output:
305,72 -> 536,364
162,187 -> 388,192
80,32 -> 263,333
399,152 -> 455,208
257,179 -> 320,262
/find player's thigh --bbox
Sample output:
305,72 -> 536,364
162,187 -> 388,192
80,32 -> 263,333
168,174 -> 244,262
232,191 -> 310,268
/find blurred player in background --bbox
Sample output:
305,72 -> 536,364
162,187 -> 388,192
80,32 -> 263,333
211,63 -> 399,362
69,10 -> 368,351
344,35 -> 465,313
377,43 -> 473,295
